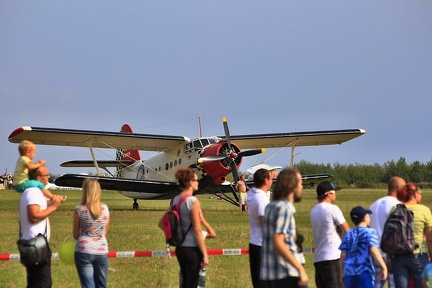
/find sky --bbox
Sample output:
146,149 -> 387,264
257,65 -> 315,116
1,1 -> 431,177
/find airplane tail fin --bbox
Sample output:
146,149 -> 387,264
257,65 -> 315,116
116,124 -> 141,162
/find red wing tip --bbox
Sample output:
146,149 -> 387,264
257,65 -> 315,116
8,126 -> 32,142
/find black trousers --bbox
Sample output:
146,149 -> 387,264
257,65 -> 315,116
249,243 -> 262,288
262,276 -> 302,288
25,257 -> 52,288
176,246 -> 202,288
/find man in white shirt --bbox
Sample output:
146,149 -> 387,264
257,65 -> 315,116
247,168 -> 273,288
19,166 -> 62,288
369,176 -> 405,288
310,181 -> 349,288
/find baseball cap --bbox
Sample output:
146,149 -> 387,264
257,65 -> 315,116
316,181 -> 341,196
350,206 -> 372,224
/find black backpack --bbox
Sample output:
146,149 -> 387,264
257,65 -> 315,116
380,203 -> 418,255
162,194 -> 192,246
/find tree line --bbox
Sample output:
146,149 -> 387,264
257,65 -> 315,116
48,157 -> 432,189
292,157 -> 432,188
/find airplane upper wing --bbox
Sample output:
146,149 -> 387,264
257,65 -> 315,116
222,129 -> 366,149
8,126 -> 188,151
9,126 -> 365,151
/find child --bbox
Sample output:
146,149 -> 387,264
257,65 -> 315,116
422,263 -> 432,288
296,233 -> 306,266
339,206 -> 387,288
13,140 -> 66,202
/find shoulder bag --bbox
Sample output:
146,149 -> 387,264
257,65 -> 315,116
17,218 -> 51,267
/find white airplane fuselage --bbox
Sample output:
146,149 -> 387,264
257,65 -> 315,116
117,136 -> 233,199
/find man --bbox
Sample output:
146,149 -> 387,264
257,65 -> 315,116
247,168 -> 273,288
310,181 -> 349,288
369,176 -> 405,288
260,168 -> 308,287
235,175 -> 249,212
19,166 -> 62,288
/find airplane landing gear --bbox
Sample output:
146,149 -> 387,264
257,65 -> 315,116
133,199 -> 139,210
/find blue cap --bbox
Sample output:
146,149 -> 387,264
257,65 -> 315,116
350,206 -> 372,224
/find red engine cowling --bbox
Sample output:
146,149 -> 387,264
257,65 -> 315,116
199,140 -> 242,185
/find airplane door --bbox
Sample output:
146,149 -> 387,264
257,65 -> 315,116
137,164 -> 145,180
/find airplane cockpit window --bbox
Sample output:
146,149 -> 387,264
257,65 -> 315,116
185,137 -> 221,153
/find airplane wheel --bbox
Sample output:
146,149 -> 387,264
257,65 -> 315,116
133,202 -> 139,210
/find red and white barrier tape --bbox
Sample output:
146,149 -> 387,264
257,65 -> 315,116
0,247 -> 315,261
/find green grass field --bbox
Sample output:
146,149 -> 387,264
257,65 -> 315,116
0,187 -> 428,287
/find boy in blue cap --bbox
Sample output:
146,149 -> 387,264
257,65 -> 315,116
339,206 -> 388,288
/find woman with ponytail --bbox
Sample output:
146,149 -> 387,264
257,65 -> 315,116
392,182 -> 432,288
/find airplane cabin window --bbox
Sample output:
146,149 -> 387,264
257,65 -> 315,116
201,139 -> 209,147
193,139 -> 201,148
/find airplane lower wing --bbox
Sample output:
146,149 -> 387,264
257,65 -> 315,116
55,172 -> 332,207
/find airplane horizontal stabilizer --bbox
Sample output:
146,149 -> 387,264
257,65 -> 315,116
60,160 -> 134,168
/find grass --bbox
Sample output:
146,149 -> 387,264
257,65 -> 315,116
0,187 -> 429,287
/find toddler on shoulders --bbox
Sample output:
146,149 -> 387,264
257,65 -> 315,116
13,140 -> 66,202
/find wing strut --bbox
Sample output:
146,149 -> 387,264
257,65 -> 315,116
201,184 -> 239,207
290,147 -> 295,168
88,144 -> 102,176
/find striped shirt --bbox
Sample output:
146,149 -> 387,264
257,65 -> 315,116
260,200 -> 302,280
75,204 -> 110,255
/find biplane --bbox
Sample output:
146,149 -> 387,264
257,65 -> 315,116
8,118 -> 365,209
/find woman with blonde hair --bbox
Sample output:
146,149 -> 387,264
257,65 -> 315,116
73,179 -> 110,288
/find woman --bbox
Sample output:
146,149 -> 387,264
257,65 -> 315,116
392,182 -> 432,288
159,167 -> 209,288
73,179 -> 110,288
